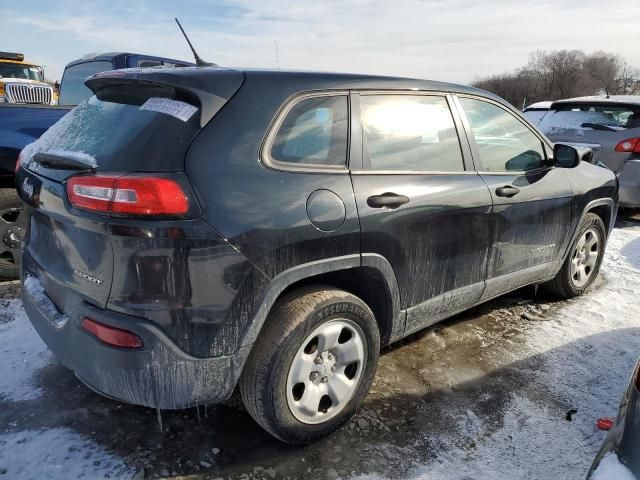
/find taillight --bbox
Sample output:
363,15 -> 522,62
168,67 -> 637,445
81,318 -> 143,348
615,138 -> 640,153
67,175 -> 189,216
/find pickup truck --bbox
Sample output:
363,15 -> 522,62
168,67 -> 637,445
0,52 -> 193,279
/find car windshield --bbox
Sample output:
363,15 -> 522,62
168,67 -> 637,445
59,61 -> 112,106
539,103 -> 640,133
0,62 -> 43,81
522,109 -> 548,125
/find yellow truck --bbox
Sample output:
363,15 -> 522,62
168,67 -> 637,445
0,52 -> 56,105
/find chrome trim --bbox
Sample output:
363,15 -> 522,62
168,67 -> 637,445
6,83 -> 53,104
350,170 -> 478,175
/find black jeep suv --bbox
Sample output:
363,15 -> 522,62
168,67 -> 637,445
17,66 -> 617,444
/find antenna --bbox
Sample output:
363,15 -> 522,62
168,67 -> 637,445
174,18 -> 218,67
274,41 -> 280,69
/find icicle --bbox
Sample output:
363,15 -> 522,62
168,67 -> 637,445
156,407 -> 164,432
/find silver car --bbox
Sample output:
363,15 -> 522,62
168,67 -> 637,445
523,100 -> 553,125
537,96 -> 640,208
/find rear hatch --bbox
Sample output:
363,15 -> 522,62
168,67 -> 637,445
538,101 -> 640,172
17,67 -> 243,310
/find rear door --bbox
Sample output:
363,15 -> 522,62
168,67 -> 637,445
350,92 -> 493,334
454,95 -> 573,300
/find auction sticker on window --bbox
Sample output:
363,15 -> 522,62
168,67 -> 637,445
140,98 -> 198,122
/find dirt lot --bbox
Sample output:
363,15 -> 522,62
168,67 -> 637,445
1,219 -> 639,480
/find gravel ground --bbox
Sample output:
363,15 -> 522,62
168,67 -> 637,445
0,218 -> 639,480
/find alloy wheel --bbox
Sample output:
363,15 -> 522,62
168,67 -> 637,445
570,228 -> 600,288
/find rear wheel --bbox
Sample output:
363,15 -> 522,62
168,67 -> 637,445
0,189 -> 25,281
543,213 -> 606,298
239,285 -> 380,445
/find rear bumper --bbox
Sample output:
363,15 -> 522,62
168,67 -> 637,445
618,160 -> 640,208
21,272 -> 250,409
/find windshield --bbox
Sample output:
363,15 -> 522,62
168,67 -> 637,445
539,104 -> 640,134
0,62 -> 43,81
59,61 -> 112,106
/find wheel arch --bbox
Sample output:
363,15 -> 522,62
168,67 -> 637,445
240,254 -> 404,350
560,198 -> 615,267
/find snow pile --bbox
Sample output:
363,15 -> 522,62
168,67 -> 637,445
591,453 -> 636,480
0,428 -> 132,480
0,299 -> 51,401
22,275 -> 68,329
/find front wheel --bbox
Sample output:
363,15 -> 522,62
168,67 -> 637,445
543,212 -> 606,298
239,286 -> 380,445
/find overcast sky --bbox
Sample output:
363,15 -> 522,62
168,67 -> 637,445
6,0 -> 640,83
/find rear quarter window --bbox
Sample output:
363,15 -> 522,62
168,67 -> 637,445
268,95 -> 348,168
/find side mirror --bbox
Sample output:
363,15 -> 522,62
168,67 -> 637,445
54,81 -> 60,91
552,143 -> 581,168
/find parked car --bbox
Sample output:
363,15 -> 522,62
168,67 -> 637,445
17,66 -> 617,444
587,360 -> 640,478
0,52 -> 192,280
537,96 -> 640,208
57,52 -> 193,106
523,100 -> 553,125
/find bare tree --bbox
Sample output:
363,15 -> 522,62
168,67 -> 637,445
471,49 -> 639,109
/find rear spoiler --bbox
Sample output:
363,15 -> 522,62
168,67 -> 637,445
85,67 -> 244,127
550,100 -> 640,112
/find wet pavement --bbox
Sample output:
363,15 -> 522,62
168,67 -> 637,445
0,280 -> 578,479
1,218 -> 639,479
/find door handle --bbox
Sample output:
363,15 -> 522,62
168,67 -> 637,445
367,192 -> 410,209
495,186 -> 520,198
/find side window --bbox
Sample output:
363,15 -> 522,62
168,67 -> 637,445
459,97 -> 547,172
359,95 -> 464,171
270,95 -> 348,167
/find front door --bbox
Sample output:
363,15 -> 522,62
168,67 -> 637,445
350,92 -> 493,335
454,95 -> 574,300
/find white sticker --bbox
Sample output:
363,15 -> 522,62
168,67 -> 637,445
140,97 -> 198,122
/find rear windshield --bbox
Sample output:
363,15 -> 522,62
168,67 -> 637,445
22,84 -> 202,173
539,103 -> 640,133
522,109 -> 548,125
59,61 -> 112,106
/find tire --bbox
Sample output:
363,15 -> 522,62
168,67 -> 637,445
239,285 -> 380,445
0,189 -> 25,281
543,213 -> 606,298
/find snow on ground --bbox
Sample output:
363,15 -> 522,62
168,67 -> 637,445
0,298 -> 51,402
0,224 -> 639,479
591,453 -> 636,480
0,428 -> 132,479
358,226 -> 640,479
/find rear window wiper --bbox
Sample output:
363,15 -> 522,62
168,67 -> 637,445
580,122 -> 617,132
33,152 -> 97,172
